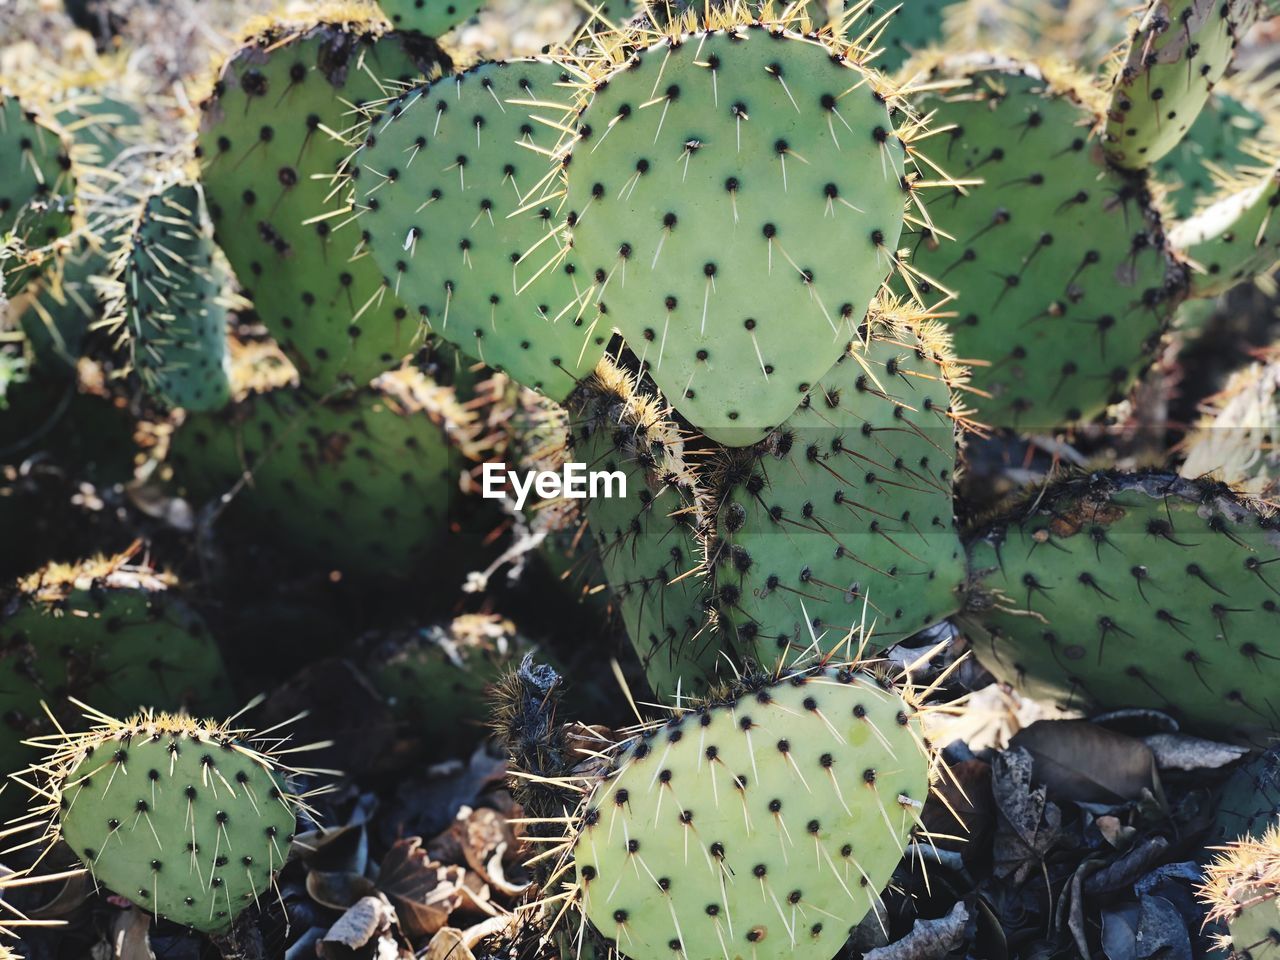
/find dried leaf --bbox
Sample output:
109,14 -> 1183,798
863,902 -> 969,960
991,748 -> 1061,884
318,895 -> 397,957
424,927 -> 473,960
307,870 -> 379,911
379,837 -> 466,939
1011,720 -> 1159,804
1142,733 -> 1249,771
110,908 -> 155,960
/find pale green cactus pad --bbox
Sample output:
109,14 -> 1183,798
1170,162 -> 1280,298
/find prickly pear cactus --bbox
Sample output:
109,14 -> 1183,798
552,7 -> 917,445
34,710 -> 303,932
570,359 -> 721,697
963,471 -> 1280,738
0,554 -> 234,785
1103,0 -> 1252,170
705,309 -> 966,662
377,0 -> 485,36
197,17 -> 448,390
907,58 -> 1186,430
566,659 -> 932,960
365,613 -> 529,742
1202,825 -> 1280,959
0,92 -> 77,296
1180,348 -> 1280,495
353,60 -> 607,402
104,180 -> 234,411
1211,748 -> 1280,847
1170,163 -> 1280,298
168,369 -> 477,578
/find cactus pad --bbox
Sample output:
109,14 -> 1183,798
354,60 -> 606,401
0,92 -> 76,296
377,0 -> 485,36
963,471 -> 1280,738
1103,0 -> 1248,170
570,661 -> 931,960
557,20 -> 910,445
908,59 -> 1185,430
705,312 -> 965,662
105,180 -> 233,412
37,710 -> 302,932
1202,825 -> 1280,959
1170,162 -> 1280,298
1180,349 -> 1280,495
198,19 -> 448,390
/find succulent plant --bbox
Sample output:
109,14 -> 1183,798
1202,824 -> 1280,959
377,0 -> 486,36
197,16 -> 449,391
24,707 -> 311,933
544,657 -> 934,960
1180,346 -> 1280,495
962,470 -> 1280,738
1170,162 -> 1280,298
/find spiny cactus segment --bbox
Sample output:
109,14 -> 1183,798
0,553 -> 235,790
353,60 -> 607,402
1201,824 -> 1280,959
705,308 -> 967,662
102,179 -> 234,412
1103,0 -> 1255,170
907,57 -> 1186,431
963,471 -> 1280,738
197,17 -> 449,391
0,92 -> 77,297
22,706 -> 317,933
543,3 -> 933,446
377,0 -> 486,37
1180,346 -> 1280,495
569,358 -> 721,697
548,657 -> 934,960
1170,162 -> 1280,298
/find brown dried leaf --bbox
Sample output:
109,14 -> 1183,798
992,748 -> 1062,884
318,895 -> 398,958
424,927 -> 473,960
379,837 -> 467,940
110,908 -> 154,960
1011,720 -> 1159,804
307,870 -> 379,911
863,902 -> 969,960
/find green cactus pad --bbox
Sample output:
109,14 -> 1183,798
1154,84 -> 1274,220
963,471 -> 1280,738
378,0 -> 485,36
18,241 -> 103,370
705,313 -> 965,662
1170,163 -> 1280,298
45,711 -> 300,932
907,58 -> 1185,431
169,370 -> 472,578
106,181 -> 233,412
570,360 -> 721,697
1203,824 -> 1280,960
1103,0 -> 1248,170
572,661 -> 931,960
1212,748 -> 1280,847
354,60 -> 606,402
0,92 -> 76,296
1180,350 -> 1280,495
197,19 -> 448,390
558,22 -> 909,445
0,555 -> 234,783
365,613 -> 529,742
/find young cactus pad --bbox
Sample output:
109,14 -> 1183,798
107,180 -> 233,412
197,18 -> 448,390
354,61 -> 606,402
377,0 -> 485,37
33,710 -> 302,932
1103,0 -> 1250,170
554,11 -> 912,445
0,92 -> 76,296
568,661 -> 932,960
705,311 -> 966,661
962,471 -> 1280,737
1169,162 -> 1280,299
907,58 -> 1185,430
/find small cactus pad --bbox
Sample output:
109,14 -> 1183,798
570,360 -> 720,696
907,59 -> 1185,430
354,61 -> 606,401
19,240 -> 104,370
377,0 -> 485,36
1180,348 -> 1280,495
41,711 -> 301,932
1211,748 -> 1280,846
557,19 -> 910,445
0,92 -> 76,296
107,181 -> 233,412
0,553 -> 233,787
1153,82 -> 1275,219
963,471 -> 1280,738
704,314 -> 965,661
1103,0 -> 1249,170
572,662 -> 931,960
1201,825 -> 1280,959
1170,162 -> 1280,298
169,370 -> 474,578
198,19 -> 448,390
365,613 -> 529,742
